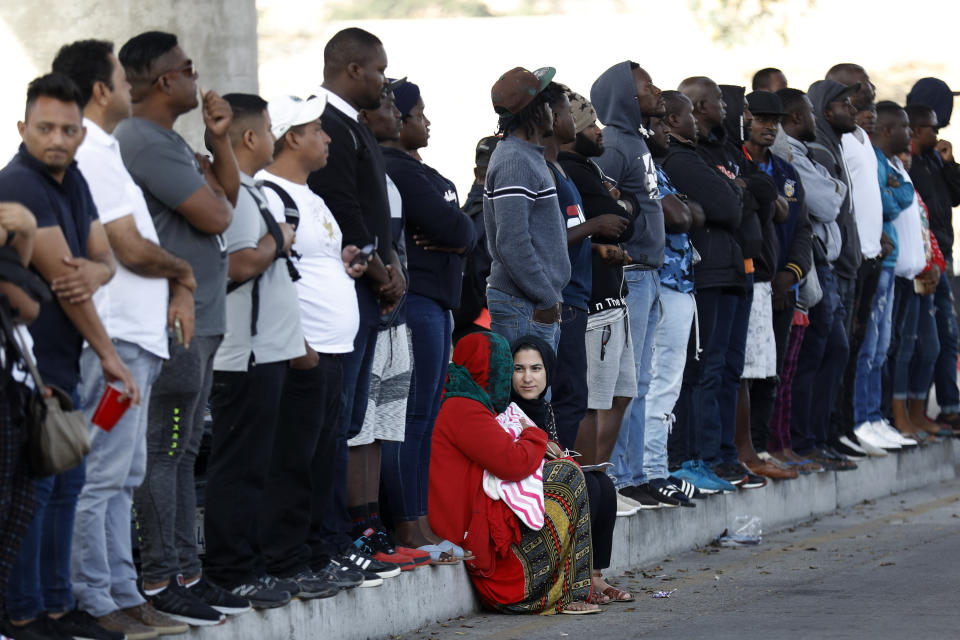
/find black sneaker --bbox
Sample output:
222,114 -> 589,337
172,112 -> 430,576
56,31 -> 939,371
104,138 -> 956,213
273,570 -> 338,600
146,581 -> 225,626
619,485 -> 662,509
3,614 -> 73,640
51,610 -> 124,640
188,574 -> 252,615
647,478 -> 693,507
340,548 -> 401,579
315,558 -> 365,590
231,576 -> 292,609
738,465 -> 768,489
669,475 -> 705,500
714,462 -> 749,486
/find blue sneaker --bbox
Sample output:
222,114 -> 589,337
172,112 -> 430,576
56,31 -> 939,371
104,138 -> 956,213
695,460 -> 738,493
672,460 -> 720,495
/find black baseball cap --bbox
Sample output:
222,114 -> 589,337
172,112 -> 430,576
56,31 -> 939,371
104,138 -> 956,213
746,90 -> 785,116
475,135 -> 501,168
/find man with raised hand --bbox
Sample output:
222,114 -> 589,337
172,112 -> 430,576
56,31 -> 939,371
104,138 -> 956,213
115,30 -> 242,626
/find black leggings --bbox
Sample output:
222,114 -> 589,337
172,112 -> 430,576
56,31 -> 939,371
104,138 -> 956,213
583,469 -> 616,570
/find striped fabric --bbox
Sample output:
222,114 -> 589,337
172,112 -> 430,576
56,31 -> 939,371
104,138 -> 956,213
482,403 -> 546,530
484,184 -> 558,202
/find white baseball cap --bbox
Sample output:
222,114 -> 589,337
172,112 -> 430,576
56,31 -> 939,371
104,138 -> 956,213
268,94 -> 327,140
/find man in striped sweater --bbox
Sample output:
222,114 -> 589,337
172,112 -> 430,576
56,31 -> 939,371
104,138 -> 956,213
484,67 -> 571,350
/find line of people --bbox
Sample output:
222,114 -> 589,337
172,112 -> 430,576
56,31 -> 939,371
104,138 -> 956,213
0,23 -> 958,639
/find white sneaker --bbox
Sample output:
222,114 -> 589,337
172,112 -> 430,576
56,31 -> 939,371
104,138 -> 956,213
846,428 -> 888,457
853,422 -> 901,457
873,419 -> 919,447
616,493 -> 640,517
838,435 -> 867,455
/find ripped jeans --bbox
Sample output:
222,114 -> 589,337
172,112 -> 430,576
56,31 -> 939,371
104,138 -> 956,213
642,287 -> 696,481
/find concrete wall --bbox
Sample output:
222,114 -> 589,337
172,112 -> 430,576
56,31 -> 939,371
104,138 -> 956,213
0,0 -> 257,156
185,441 -> 958,640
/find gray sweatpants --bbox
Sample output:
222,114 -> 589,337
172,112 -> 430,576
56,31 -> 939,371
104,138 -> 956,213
134,335 -> 221,584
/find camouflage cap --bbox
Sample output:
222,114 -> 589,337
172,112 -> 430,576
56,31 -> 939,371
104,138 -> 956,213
566,87 -> 598,134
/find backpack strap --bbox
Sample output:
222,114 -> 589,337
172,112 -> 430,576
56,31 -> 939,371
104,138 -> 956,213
259,180 -> 300,228
227,183 -> 303,337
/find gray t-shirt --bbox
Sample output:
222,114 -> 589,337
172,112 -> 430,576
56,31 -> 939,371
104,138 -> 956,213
114,117 -> 227,336
213,174 -> 305,370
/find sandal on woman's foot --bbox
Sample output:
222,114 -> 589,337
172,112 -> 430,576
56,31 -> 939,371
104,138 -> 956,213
601,586 -> 634,602
560,602 -> 601,615
586,591 -> 611,605
416,545 -> 460,565
438,540 -> 475,561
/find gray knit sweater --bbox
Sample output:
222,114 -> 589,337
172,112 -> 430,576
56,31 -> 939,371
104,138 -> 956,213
483,136 -> 571,309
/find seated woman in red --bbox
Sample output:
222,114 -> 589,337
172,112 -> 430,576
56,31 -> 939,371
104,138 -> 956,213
429,332 -> 598,614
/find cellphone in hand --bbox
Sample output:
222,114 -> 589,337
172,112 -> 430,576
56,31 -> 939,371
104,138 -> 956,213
350,242 -> 377,267
174,318 -> 184,345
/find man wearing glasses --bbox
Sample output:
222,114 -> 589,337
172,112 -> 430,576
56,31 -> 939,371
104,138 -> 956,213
115,31 -> 245,626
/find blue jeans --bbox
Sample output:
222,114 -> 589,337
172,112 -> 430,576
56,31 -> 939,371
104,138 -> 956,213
552,305 -> 588,451
791,264 -> 848,451
643,288 -> 694,481
487,287 -> 560,351
934,269 -> 960,413
7,430 -> 86,620
714,275 -> 753,466
890,278 -> 921,400
909,294 -> 939,399
610,269 -> 659,488
853,267 -> 895,425
73,342 -> 163,616
670,287 -> 735,467
382,294 -> 451,521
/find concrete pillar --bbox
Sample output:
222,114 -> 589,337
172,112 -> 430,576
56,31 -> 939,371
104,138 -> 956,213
0,0 -> 257,155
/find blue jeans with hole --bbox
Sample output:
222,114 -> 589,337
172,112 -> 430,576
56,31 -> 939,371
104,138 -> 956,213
609,269 -> 660,488
643,288 -> 694,481
909,293 -> 940,399
486,287 -> 560,351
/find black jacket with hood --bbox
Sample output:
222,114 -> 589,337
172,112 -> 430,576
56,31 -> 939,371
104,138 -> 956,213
590,61 -> 665,269
713,85 -> 779,277
662,133 -> 744,290
807,79 -> 860,280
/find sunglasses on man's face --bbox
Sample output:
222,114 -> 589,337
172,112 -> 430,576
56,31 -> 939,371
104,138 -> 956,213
152,60 -> 197,85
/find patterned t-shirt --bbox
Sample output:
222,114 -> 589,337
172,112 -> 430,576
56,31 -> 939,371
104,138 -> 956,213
655,164 -> 694,293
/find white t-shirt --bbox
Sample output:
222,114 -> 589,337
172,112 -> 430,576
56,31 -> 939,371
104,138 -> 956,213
255,170 -> 359,353
842,127 -> 883,259
76,118 -> 168,359
889,156 -> 926,279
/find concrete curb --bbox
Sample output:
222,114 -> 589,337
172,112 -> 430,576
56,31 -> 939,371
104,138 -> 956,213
189,440 -> 957,640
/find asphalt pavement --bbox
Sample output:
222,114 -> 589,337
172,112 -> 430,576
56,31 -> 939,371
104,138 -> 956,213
404,477 -> 960,640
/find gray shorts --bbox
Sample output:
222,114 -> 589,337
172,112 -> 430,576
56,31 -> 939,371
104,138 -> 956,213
585,309 -> 636,410
348,324 -> 412,446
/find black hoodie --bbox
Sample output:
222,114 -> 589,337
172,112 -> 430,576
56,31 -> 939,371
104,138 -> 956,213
662,133 -> 744,290
558,150 -> 635,314
807,79 -> 860,280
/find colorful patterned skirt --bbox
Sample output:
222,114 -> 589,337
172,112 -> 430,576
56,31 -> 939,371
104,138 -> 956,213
494,459 -> 592,614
